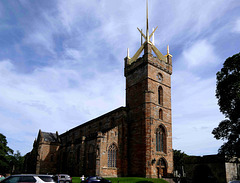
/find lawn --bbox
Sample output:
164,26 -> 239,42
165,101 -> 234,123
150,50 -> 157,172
72,177 -> 169,183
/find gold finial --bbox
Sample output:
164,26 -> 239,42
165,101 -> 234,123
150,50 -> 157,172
127,48 -> 130,58
166,45 -> 172,57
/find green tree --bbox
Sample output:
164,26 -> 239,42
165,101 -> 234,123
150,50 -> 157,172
212,52 -> 240,158
10,151 -> 24,174
0,133 -> 14,173
173,149 -> 188,176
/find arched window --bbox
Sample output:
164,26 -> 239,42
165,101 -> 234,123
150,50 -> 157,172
88,145 -> 94,169
159,109 -> 163,120
158,86 -> 163,105
50,154 -> 54,162
156,125 -> 166,152
108,144 -> 117,168
77,146 -> 81,163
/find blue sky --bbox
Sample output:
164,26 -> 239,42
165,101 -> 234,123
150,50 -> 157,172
0,0 -> 240,156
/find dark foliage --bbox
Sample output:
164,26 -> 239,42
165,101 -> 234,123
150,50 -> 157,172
173,149 -> 188,176
212,52 -> 240,158
0,133 -> 13,174
0,133 -> 24,174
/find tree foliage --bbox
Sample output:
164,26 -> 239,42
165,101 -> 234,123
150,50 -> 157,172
0,133 -> 24,174
212,52 -> 240,158
173,149 -> 188,176
0,133 -> 13,173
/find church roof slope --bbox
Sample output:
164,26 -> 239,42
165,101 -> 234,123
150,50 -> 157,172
41,132 -> 58,142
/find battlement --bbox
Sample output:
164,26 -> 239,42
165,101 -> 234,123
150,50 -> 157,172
124,42 -> 172,77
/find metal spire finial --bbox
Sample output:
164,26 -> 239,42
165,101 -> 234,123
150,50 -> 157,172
146,0 -> 149,42
166,45 -> 172,57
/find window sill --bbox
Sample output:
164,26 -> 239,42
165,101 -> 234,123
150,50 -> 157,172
102,167 -> 117,170
155,152 -> 167,156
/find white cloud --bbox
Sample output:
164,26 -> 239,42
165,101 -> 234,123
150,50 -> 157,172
232,18 -> 240,33
171,37 -> 224,155
0,60 -> 124,154
154,0 -> 238,46
172,70 -> 225,155
181,40 -> 219,69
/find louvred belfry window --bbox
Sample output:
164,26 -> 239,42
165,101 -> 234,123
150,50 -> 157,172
108,144 -> 117,168
158,86 -> 163,105
159,109 -> 163,120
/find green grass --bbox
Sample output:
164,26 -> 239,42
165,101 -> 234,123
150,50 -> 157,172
72,177 -> 82,183
72,177 -> 168,183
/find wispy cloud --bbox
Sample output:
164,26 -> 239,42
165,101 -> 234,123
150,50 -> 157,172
0,0 -> 239,156
181,40 -> 219,69
0,59 -> 124,154
232,18 -> 240,33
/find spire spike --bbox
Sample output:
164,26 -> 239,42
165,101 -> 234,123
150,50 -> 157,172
127,48 -> 130,58
165,45 -> 172,57
141,29 -> 143,45
146,0 -> 149,42
152,28 -> 155,45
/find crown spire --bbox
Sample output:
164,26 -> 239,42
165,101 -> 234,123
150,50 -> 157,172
126,0 -> 168,64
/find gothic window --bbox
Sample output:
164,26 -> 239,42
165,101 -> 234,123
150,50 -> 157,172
159,109 -> 163,120
50,154 -> 54,162
156,125 -> 166,152
108,144 -> 117,168
77,147 -> 81,163
158,86 -> 163,105
88,145 -> 94,169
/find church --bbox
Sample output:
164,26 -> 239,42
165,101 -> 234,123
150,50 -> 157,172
25,1 -> 174,178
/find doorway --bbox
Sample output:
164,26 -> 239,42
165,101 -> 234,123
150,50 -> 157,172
156,158 -> 167,177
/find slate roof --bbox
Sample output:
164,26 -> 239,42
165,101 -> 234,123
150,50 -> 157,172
42,132 -> 58,142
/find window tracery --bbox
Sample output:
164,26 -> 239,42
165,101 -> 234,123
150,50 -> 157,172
156,125 -> 166,152
108,144 -> 117,168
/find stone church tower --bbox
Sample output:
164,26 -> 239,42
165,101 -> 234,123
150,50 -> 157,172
124,1 -> 173,177
25,0 -> 173,179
